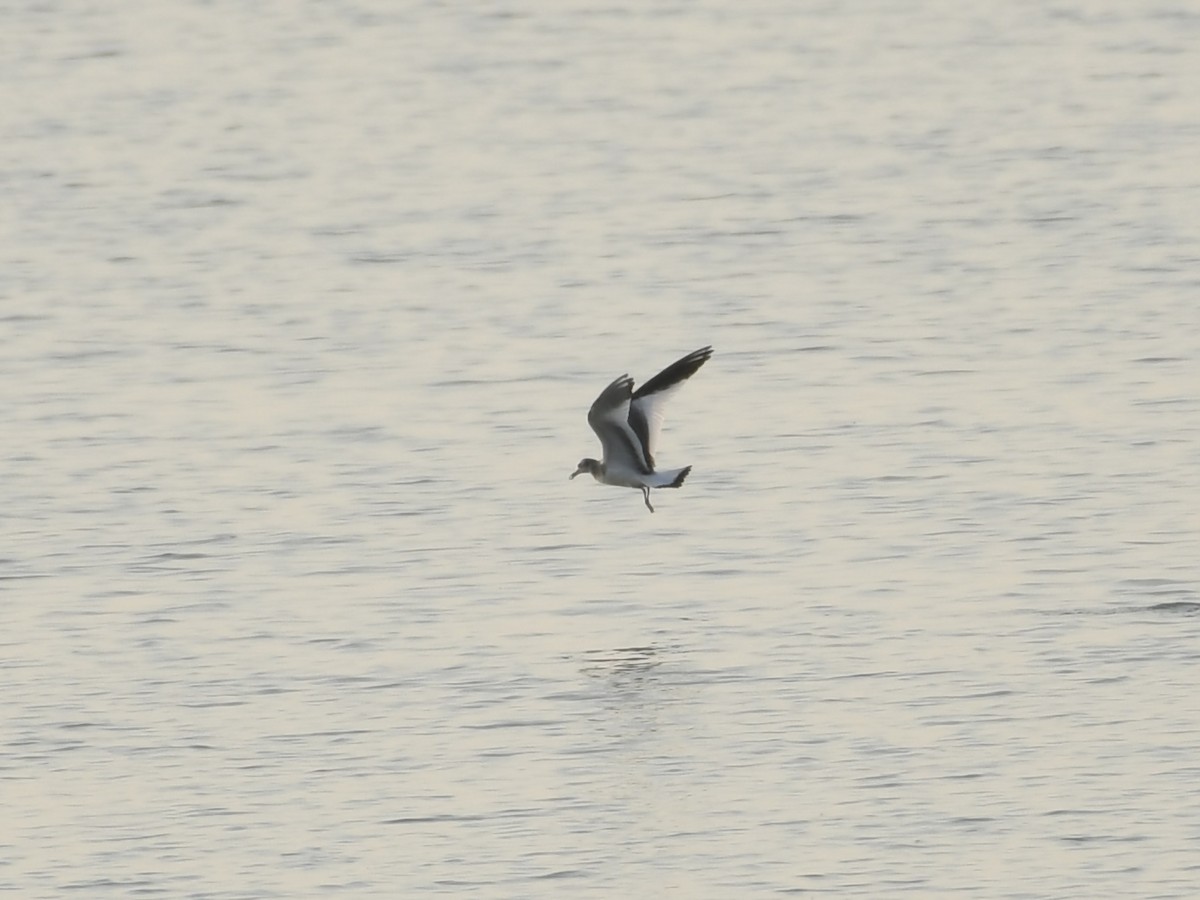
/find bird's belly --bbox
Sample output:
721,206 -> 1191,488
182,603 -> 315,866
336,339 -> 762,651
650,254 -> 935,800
599,465 -> 648,489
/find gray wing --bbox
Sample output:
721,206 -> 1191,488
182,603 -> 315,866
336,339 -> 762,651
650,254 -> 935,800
629,346 -> 713,467
588,375 -> 653,475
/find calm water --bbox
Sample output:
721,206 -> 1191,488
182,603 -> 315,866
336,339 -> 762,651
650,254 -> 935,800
3,1 -> 1199,897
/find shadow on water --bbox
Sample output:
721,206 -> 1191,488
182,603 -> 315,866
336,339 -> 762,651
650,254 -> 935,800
578,645 -> 668,679
1144,600 -> 1200,616
1053,600 -> 1200,617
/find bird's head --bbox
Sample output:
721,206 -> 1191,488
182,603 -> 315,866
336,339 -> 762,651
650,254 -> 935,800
570,458 -> 600,480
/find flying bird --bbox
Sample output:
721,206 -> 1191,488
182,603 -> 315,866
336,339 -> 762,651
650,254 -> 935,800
570,346 -> 713,512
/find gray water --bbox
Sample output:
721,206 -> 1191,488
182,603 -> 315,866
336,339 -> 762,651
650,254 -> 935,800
3,1 -> 1199,897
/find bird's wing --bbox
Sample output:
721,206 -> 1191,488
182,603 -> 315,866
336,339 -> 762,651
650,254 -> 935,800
629,346 -> 713,467
588,374 -> 653,475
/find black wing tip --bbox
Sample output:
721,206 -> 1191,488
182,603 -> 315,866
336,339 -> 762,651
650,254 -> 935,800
632,347 -> 714,399
602,374 -> 634,395
668,466 -> 692,488
673,345 -> 714,368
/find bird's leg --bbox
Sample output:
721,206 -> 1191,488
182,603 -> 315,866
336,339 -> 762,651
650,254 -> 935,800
642,486 -> 655,513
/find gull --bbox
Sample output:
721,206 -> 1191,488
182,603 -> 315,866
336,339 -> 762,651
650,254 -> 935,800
571,346 -> 713,513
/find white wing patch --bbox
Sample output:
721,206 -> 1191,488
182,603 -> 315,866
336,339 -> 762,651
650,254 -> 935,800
628,346 -> 713,467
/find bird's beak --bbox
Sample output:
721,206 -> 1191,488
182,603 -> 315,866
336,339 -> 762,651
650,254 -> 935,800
569,466 -> 584,480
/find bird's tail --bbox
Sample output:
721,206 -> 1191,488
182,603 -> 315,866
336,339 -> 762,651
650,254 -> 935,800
651,465 -> 691,489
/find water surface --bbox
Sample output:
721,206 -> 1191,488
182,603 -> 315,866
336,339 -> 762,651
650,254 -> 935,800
3,1 -> 1199,896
